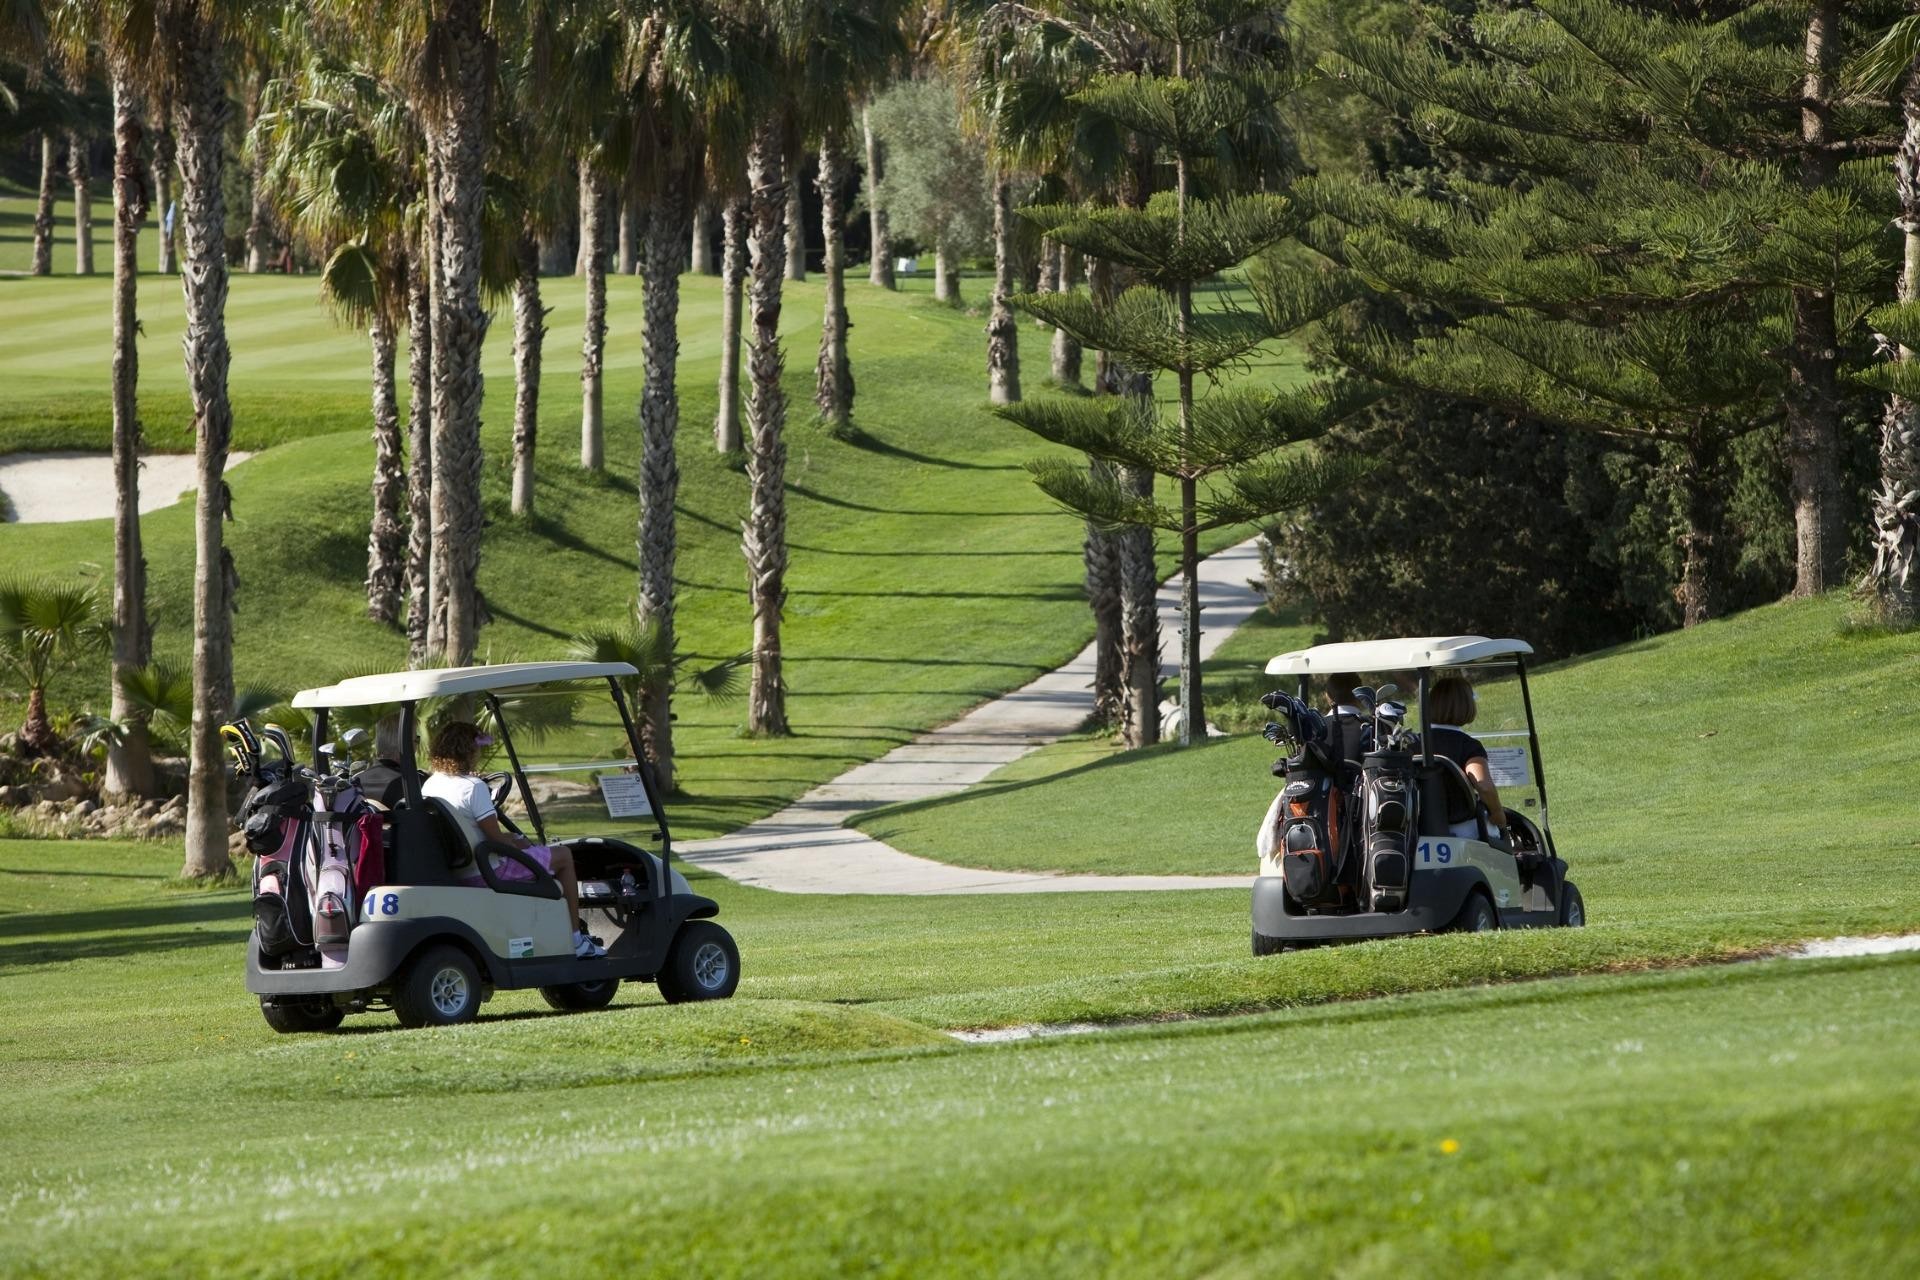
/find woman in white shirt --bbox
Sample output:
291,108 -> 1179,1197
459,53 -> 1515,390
424,720 -> 604,958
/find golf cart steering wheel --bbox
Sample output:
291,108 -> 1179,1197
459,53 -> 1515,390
483,771 -> 514,811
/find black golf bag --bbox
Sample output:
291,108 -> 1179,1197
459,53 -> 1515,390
1276,764 -> 1350,907
240,769 -> 314,960
1356,748 -> 1419,912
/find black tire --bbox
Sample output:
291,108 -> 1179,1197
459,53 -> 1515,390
540,978 -> 621,1012
1559,881 -> 1586,927
260,997 -> 345,1034
1449,891 -> 1498,934
392,944 -> 482,1028
1253,928 -> 1287,957
655,921 -> 740,1004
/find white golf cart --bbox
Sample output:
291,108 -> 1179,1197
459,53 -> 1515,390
1253,636 -> 1584,952
244,661 -> 739,1030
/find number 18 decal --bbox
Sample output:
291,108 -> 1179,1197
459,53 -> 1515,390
361,891 -> 402,917
1415,839 -> 1454,867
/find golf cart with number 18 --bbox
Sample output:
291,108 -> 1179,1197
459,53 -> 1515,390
244,661 -> 739,1030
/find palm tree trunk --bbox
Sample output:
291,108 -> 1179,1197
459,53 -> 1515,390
815,134 -> 853,432
20,687 -> 59,758
367,309 -> 406,625
690,199 -> 714,275
934,236 -> 960,304
746,121 -> 792,736
717,196 -> 746,453
639,171 -> 690,790
618,188 -> 639,276
164,2 -> 236,879
32,134 -> 56,276
1035,235 -> 1057,325
784,164 -> 807,283
511,229 -> 545,516
1787,1 -> 1844,596
987,176 -> 1021,405
1085,460 -> 1123,729
155,126 -> 177,275
68,131 -> 93,276
575,164 -> 591,276
422,0 -> 492,667
1173,132 -> 1200,745
105,73 -> 154,800
863,104 -> 894,290
1052,244 -> 1082,386
405,245 -> 434,666
1868,62 -> 1920,625
244,74 -> 273,273
580,168 -> 608,472
1673,435 -> 1725,628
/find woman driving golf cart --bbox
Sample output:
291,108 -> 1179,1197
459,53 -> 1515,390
1425,675 -> 1507,841
424,720 -> 604,958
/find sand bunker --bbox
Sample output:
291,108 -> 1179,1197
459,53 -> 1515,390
0,451 -> 253,524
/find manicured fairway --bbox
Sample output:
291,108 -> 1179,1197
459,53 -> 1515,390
1,835 -> 1914,1279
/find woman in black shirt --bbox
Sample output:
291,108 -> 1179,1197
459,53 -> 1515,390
1427,676 -> 1507,835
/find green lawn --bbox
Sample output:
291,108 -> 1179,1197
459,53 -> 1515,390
2,835 -> 1915,1277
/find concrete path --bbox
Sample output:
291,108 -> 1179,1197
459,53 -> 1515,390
0,451 -> 253,524
678,537 -> 1268,894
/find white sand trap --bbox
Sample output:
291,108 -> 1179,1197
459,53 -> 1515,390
0,450 -> 253,524
1790,934 -> 1920,959
949,1023 -> 1106,1044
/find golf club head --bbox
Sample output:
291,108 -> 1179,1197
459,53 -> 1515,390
1353,686 -> 1377,714
261,724 -> 294,766
1378,701 -> 1406,723
1375,682 -> 1399,701
341,727 -> 368,751
1260,690 -> 1287,711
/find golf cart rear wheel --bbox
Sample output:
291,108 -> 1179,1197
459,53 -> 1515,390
393,944 -> 482,1028
656,922 -> 740,1004
1449,891 -> 1498,934
1559,882 -> 1586,927
260,997 -> 345,1034
540,978 -> 621,1012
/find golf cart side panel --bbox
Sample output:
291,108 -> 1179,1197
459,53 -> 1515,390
1253,866 -> 1488,941
359,884 -> 574,958
247,917 -> 498,997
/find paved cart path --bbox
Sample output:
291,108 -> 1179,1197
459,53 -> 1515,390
678,538 -> 1267,894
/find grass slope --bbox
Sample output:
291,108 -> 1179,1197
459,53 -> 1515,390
2,836 -> 1915,1278
0,259 -> 1290,838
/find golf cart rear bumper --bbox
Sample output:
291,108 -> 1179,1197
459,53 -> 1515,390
1252,868 -> 1483,942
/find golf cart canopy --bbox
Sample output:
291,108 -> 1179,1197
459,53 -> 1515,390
1264,636 -> 1533,677
291,661 -> 639,709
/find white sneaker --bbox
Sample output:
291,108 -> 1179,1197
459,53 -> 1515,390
573,931 -> 605,959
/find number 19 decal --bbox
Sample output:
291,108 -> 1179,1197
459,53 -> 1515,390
362,891 -> 402,917
1415,839 -> 1454,868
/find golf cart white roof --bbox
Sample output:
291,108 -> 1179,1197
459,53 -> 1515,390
291,661 -> 638,709
1264,636 -> 1533,676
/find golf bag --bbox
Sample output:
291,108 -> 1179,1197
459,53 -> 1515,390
1276,766 -> 1348,906
240,771 -> 313,960
1357,748 -> 1418,912
305,781 -> 385,961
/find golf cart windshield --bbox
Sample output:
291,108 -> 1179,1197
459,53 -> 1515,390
1413,658 -> 1547,829
291,662 -> 671,851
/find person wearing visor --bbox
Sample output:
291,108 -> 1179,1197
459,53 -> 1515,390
422,720 -> 605,958
1425,675 -> 1506,841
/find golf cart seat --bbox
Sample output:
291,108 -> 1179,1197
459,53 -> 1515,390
1420,757 -> 1508,849
388,797 -> 564,900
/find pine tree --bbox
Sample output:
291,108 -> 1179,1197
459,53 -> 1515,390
995,0 -> 1371,745
1308,0 -> 1902,622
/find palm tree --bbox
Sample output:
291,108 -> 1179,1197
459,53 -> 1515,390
1850,12 -> 1920,625
862,101 -> 893,288
32,131 -> 56,274
569,616 -> 744,777
156,0 -> 241,878
715,189 -> 748,451
154,123 -> 177,273
67,125 -> 91,274
0,578 -> 105,759
253,56 -> 419,627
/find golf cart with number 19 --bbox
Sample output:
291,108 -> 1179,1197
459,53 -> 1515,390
1252,636 -> 1583,952
245,661 -> 739,1030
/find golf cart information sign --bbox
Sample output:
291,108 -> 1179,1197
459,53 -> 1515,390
598,772 -> 654,818
1484,747 -> 1530,788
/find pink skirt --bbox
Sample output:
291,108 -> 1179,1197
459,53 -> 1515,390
459,845 -> 558,887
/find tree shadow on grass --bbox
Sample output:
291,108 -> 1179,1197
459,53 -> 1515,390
0,865 -> 169,881
0,895 -> 247,941
0,924 -> 242,970
836,427 -> 1023,473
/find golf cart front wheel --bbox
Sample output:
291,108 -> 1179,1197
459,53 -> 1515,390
1253,928 -> 1286,957
393,944 -> 482,1028
1559,882 -> 1586,927
260,997 -> 345,1034
1449,892 -> 1498,934
656,922 -> 740,1004
540,978 -> 621,1012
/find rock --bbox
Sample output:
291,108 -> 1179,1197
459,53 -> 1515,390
73,798 -> 99,817
161,795 -> 185,814
137,799 -> 162,818
0,785 -> 19,807
32,776 -> 83,804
